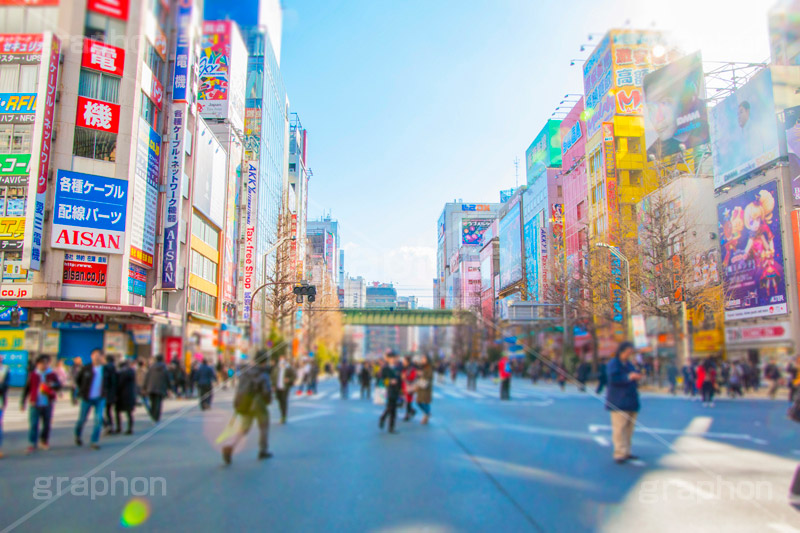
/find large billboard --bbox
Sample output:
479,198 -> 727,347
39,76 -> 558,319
611,30 -> 670,117
51,170 -> 128,254
130,117 -> 160,268
193,120 -> 227,228
526,119 -> 562,185
462,219 -> 492,245
710,69 -> 781,190
643,51 -> 709,159
499,202 -> 522,289
199,21 -> 247,131
718,180 -> 787,320
523,217 -> 539,301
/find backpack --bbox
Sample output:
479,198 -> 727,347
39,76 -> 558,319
234,369 -> 270,415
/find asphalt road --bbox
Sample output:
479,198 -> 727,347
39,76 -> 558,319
1,376 -> 800,533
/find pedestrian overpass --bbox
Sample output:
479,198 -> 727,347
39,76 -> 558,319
339,308 -> 474,326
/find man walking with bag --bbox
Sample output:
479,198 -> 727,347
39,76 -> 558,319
222,350 -> 273,464
606,341 -> 642,464
379,351 -> 402,434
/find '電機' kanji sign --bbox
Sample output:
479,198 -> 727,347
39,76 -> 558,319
51,170 -> 128,254
81,39 -> 124,77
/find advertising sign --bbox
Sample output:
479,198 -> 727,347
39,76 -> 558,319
164,336 -> 182,363
0,93 -> 36,116
603,122 -> 618,241
583,34 -> 613,111
769,2 -> 800,66
0,34 -> 43,63
51,170 -> 128,254
199,21 -> 231,120
711,69 -> 781,189
632,314 -> 648,349
22,33 -> 58,272
523,217 -> 539,301
562,119 -> 583,155
643,51 -> 709,159
551,204 -> 564,251
783,104 -> 800,205
62,256 -> 108,287
725,322 -> 793,345
241,161 -> 258,321
193,120 -> 227,228
87,0 -> 129,20
130,117 -> 160,268
171,0 -> 193,103
161,105 -> 186,289
128,263 -> 147,296
81,39 -> 124,77
0,154 -> 31,176
499,202 -> 522,289
0,217 -> 24,250
462,219 -> 492,245
718,181 -> 787,320
76,96 -> 120,134
222,138 -> 241,303
611,30 -> 669,117
526,119 -> 562,185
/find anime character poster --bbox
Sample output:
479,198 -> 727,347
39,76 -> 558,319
717,180 -> 787,320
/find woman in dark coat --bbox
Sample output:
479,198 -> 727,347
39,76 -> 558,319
114,359 -> 137,434
415,355 -> 435,425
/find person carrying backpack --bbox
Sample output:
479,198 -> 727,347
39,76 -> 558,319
222,350 -> 273,464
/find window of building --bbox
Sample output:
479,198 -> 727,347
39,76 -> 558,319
192,212 -> 220,249
576,201 -> 585,221
189,288 -> 217,317
84,12 -> 126,44
557,185 -> 563,198
140,91 -> 158,129
0,64 -> 39,93
190,250 -> 218,284
0,6 -> 58,33
73,127 -> 116,162
0,186 -> 26,216
628,137 -> 642,154
629,169 -> 642,187
78,69 -> 121,104
0,124 -> 33,154
145,41 -> 165,80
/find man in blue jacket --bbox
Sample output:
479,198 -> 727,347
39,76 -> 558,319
605,341 -> 642,464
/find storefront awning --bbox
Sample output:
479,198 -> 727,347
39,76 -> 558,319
18,300 -> 182,326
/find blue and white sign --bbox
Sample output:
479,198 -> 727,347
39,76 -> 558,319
171,0 -> 193,103
0,307 -> 27,322
51,170 -> 127,254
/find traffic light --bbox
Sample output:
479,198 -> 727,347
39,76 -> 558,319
293,284 -> 317,303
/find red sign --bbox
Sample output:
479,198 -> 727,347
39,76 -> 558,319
76,96 -> 120,134
63,312 -> 104,323
81,39 -> 124,76
164,336 -> 182,363
63,260 -> 107,287
151,75 -> 164,110
0,34 -> 43,54
87,0 -> 129,20
725,322 -> 792,344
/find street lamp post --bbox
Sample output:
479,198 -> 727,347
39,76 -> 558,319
595,242 -> 632,341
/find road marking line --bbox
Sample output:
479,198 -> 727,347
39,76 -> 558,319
768,523 -> 800,533
667,479 -> 718,500
593,436 -> 610,447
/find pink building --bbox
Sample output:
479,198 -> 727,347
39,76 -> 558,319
560,98 -> 588,267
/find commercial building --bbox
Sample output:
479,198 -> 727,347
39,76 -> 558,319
435,200 -> 501,309
560,98 -> 589,268
364,282 -> 398,356
344,276 -> 366,308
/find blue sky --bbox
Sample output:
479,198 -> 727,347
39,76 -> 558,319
277,0 -> 770,306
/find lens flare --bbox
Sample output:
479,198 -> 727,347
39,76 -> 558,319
121,498 -> 151,528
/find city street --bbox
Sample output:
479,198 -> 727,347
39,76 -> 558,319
2,377 -> 799,533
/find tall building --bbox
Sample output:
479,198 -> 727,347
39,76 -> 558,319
364,282 -> 398,356
435,201 -> 501,309
307,215 -> 339,283
344,276 -> 366,308
582,29 -> 674,348
560,98 -> 589,268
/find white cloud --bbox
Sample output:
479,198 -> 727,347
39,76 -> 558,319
341,241 -> 435,303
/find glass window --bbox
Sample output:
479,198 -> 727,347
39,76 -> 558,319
10,125 -> 31,154
630,169 -> 642,187
5,187 -> 25,216
85,12 -> 126,45
18,64 -> 38,92
146,42 -> 165,79
78,69 -> 120,104
141,92 -> 158,129
73,127 -> 116,162
0,65 -> 18,92
0,124 -> 12,153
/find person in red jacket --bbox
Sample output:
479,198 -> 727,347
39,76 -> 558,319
21,355 -> 61,453
401,356 -> 417,421
696,359 -> 717,407
498,353 -> 511,400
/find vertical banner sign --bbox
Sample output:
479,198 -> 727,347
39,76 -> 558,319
131,117 -> 160,268
23,33 -> 59,271
161,106 -> 185,288
792,211 -> 800,315
242,161 -> 258,321
603,122 -> 618,243
172,0 -> 193,103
